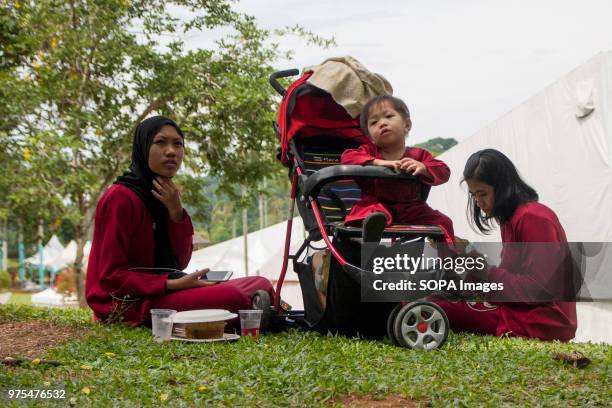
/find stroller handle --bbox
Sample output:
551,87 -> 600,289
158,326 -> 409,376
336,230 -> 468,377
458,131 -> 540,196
269,69 -> 299,96
302,165 -> 421,200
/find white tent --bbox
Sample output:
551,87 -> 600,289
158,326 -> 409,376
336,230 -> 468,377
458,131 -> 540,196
427,51 -> 612,343
58,240 -> 92,270
186,218 -> 310,309
25,235 -> 65,270
24,236 -> 92,272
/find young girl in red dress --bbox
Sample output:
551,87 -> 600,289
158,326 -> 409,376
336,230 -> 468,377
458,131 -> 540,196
85,116 -> 273,328
341,95 -> 454,243
435,149 -> 577,341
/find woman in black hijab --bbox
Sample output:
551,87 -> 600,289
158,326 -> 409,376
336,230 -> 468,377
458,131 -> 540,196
115,116 -> 189,272
86,116 -> 274,328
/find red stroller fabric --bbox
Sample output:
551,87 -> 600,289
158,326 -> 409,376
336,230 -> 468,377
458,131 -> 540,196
278,72 -> 369,166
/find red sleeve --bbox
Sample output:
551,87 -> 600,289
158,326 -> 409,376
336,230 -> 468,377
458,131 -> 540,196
341,143 -> 377,165
167,210 -> 194,270
97,192 -> 167,297
487,213 -> 568,302
409,148 -> 450,186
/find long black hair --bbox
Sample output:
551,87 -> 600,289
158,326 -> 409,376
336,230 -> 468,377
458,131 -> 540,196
463,149 -> 538,234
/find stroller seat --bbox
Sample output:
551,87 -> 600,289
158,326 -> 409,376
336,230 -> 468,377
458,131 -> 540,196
298,135 -> 445,242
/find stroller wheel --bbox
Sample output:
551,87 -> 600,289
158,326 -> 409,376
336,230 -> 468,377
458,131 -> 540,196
386,304 -> 403,346
393,301 -> 449,350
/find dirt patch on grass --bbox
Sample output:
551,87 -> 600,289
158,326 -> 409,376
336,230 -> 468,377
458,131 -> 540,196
0,320 -> 89,359
336,393 -> 421,407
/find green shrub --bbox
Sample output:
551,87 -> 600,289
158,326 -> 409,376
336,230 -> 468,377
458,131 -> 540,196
0,270 -> 10,289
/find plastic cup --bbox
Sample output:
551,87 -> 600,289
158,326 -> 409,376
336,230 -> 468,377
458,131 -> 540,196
239,309 -> 263,337
151,309 -> 177,343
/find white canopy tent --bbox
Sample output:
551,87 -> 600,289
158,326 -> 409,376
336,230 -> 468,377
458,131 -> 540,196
427,51 -> 612,343
58,240 -> 92,270
25,235 -> 92,272
185,218 -> 310,309
25,235 -> 65,270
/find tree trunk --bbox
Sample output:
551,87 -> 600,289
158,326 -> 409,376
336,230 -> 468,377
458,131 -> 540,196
74,196 -> 96,308
74,221 -> 87,308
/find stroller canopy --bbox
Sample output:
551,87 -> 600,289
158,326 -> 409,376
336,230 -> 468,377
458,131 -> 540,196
277,72 -> 370,166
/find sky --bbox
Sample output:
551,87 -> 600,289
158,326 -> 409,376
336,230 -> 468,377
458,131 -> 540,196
184,0 -> 612,144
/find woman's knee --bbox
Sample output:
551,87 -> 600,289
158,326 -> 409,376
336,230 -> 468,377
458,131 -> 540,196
251,276 -> 274,293
216,284 -> 251,309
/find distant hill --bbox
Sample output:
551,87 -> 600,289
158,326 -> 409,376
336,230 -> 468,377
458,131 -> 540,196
413,137 -> 458,156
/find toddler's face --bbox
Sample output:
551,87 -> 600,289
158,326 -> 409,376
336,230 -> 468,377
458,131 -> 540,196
366,102 -> 411,149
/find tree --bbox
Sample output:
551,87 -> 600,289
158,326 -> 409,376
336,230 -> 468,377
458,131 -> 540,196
1,1 -> 62,267
414,137 -> 458,157
1,0 -> 331,305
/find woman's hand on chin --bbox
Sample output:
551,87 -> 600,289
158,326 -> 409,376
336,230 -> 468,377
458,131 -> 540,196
165,268 -> 218,291
152,176 -> 184,222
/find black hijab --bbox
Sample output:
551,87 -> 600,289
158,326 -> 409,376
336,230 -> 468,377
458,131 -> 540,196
115,116 -> 185,270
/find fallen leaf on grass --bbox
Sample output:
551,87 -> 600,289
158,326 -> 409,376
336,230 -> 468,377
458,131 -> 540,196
159,393 -> 169,401
552,351 -> 591,369
81,364 -> 93,370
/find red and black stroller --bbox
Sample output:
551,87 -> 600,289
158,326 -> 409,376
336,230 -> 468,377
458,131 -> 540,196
269,69 -> 454,350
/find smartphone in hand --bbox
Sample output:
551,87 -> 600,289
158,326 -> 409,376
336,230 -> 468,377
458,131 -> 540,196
200,271 -> 233,282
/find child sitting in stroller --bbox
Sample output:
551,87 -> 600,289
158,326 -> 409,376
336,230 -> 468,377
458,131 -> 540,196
341,95 -> 455,244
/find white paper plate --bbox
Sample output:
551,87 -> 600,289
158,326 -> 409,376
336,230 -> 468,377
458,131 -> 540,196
170,333 -> 240,343
173,309 -> 237,324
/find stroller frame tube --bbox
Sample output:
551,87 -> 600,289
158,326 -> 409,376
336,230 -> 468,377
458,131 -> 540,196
274,171 -> 298,313
308,198 -> 348,267
275,162 -> 351,313
294,165 -> 348,268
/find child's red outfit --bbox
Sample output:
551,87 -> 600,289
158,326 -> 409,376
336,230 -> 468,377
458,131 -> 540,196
86,184 -> 273,327
340,142 -> 454,242
435,202 -> 577,341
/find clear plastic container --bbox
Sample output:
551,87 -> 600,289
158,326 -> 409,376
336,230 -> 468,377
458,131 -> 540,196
150,309 -> 177,342
239,309 -> 263,337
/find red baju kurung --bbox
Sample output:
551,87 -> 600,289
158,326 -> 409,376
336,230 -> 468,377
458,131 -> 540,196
436,201 -> 577,341
86,184 -> 273,326
340,143 -> 454,242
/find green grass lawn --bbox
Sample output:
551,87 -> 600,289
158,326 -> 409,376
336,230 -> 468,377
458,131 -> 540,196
0,305 -> 610,407
5,293 -> 32,305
